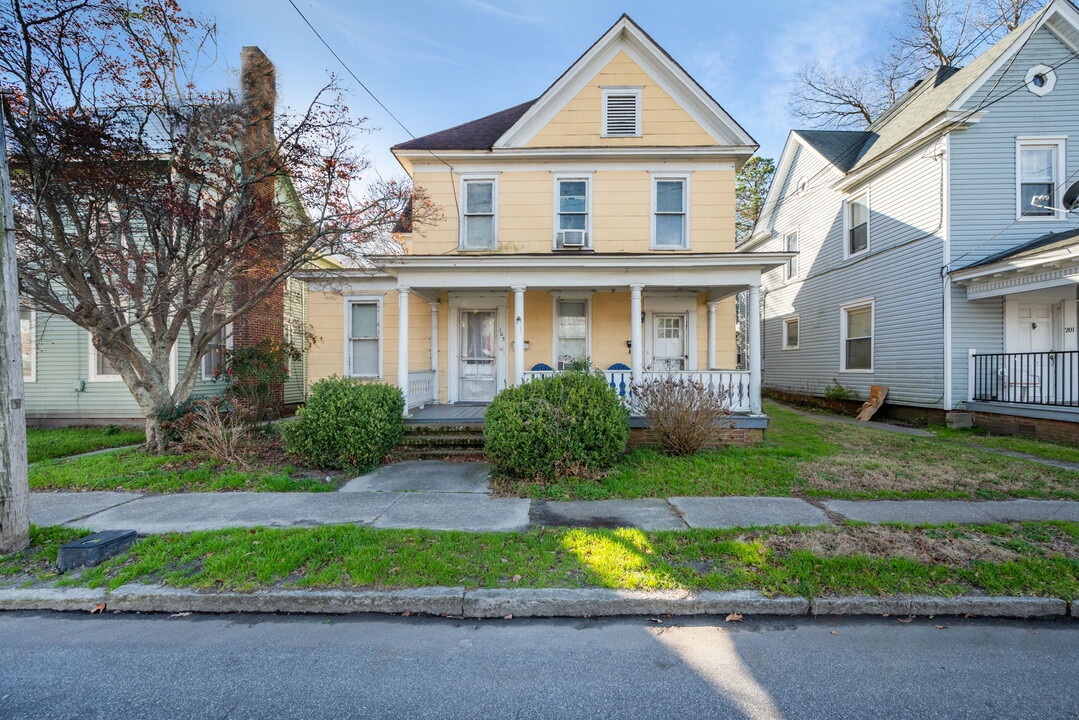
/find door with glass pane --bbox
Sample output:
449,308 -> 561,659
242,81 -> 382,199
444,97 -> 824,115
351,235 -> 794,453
459,310 -> 497,402
556,299 -> 588,369
652,314 -> 686,370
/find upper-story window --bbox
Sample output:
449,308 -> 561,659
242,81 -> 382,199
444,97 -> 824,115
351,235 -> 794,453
602,86 -> 642,137
555,176 -> 590,249
845,193 -> 869,257
1017,138 -> 1065,220
785,231 -> 799,279
652,175 -> 689,249
460,177 -> 498,250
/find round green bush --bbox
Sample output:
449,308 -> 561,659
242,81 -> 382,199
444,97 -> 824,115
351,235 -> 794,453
282,377 -> 404,471
484,368 -> 629,480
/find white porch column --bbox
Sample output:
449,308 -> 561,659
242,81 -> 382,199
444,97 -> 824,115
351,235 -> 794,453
630,284 -> 644,385
512,286 -> 526,386
429,300 -> 440,404
707,300 -> 718,370
397,287 -> 410,410
747,283 -> 762,414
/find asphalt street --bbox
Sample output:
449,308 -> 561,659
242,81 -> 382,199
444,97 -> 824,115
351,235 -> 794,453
0,612 -> 1076,719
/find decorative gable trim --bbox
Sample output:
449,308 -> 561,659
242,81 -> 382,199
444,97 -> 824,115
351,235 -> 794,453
494,15 -> 756,150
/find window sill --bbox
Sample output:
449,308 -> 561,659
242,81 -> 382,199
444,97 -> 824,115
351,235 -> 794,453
839,368 -> 874,374
843,248 -> 870,261
456,247 -> 500,253
1016,215 -> 1064,222
782,346 -> 799,351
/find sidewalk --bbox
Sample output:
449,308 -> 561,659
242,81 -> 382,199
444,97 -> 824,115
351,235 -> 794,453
29,461 -> 1079,533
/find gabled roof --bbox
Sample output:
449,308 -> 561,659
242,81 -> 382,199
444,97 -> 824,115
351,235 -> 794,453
392,99 -> 536,151
794,130 -> 874,173
392,14 -> 756,155
956,229 -> 1079,271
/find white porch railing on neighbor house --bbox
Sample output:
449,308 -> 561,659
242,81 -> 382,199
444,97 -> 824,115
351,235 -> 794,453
523,369 -> 754,413
408,369 -> 437,408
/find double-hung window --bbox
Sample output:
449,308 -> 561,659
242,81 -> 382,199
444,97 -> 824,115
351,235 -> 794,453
555,177 -> 590,248
19,305 -> 35,381
461,177 -> 497,250
785,231 -> 799,279
841,301 -> 874,371
846,194 -> 869,256
201,313 -> 232,380
555,299 -> 589,370
1017,139 -> 1065,219
653,176 -> 688,249
347,300 -> 381,378
783,316 -> 800,350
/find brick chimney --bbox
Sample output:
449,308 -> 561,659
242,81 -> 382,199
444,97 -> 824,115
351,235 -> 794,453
233,46 -> 287,408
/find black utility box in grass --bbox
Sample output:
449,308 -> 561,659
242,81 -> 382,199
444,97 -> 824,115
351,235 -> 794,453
56,530 -> 138,572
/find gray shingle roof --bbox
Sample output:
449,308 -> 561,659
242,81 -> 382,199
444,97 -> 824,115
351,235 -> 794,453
392,99 -> 537,151
957,229 -> 1079,270
794,130 -> 874,173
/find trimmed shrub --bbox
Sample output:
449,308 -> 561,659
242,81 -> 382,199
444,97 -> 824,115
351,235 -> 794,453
632,376 -> 733,455
282,377 -> 404,470
484,368 -> 629,480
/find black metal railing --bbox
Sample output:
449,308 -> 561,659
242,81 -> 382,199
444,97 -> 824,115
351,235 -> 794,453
971,351 -> 1079,407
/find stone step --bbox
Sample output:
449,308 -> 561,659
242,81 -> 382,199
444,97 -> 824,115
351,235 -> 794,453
402,423 -> 484,435
397,434 -> 486,448
388,448 -> 488,462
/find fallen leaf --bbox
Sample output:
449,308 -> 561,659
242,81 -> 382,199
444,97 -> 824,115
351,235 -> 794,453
934,625 -> 948,629
882,613 -> 890,617
897,617 -> 914,623
724,613 -> 743,622
964,613 -> 978,618
661,614 -> 672,618
170,612 -> 192,618
90,603 -> 106,614
400,610 -> 413,617
649,617 -> 663,623
830,630 -> 839,635
503,614 -> 513,620
511,574 -> 522,583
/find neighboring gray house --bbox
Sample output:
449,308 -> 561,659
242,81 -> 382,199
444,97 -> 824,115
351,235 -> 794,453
740,0 -> 1079,439
19,279 -> 309,425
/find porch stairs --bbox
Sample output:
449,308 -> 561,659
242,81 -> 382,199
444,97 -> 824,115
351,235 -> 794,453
390,423 -> 486,461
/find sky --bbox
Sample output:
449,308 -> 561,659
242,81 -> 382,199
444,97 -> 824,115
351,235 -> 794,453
180,0 -> 905,179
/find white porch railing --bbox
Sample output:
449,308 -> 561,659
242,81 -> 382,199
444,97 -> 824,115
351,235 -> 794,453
522,369 -> 753,413
408,369 -> 437,408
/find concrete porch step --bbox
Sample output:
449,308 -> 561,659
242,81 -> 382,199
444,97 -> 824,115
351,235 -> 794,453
388,448 -> 488,461
398,434 -> 486,448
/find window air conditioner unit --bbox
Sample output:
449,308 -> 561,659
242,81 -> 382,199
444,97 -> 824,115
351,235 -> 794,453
559,230 -> 588,248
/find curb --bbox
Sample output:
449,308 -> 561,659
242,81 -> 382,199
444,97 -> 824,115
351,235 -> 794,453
0,586 -> 1072,619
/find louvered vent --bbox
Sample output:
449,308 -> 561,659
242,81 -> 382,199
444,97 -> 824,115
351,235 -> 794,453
604,93 -> 639,136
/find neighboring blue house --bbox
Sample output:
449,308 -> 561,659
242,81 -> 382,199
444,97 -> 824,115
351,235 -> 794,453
740,0 -> 1079,440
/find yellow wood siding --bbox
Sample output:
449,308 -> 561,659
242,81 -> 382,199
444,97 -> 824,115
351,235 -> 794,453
526,51 -> 716,148
409,168 -> 735,255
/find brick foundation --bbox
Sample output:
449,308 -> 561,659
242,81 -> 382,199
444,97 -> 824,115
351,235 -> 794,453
763,388 -> 948,426
628,427 -> 763,447
971,412 -> 1079,444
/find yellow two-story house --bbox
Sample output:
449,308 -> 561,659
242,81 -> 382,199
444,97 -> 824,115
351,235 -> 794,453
301,15 -> 788,433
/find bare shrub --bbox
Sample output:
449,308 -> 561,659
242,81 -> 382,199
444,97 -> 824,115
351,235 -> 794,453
185,398 -> 251,467
632,377 -> 733,455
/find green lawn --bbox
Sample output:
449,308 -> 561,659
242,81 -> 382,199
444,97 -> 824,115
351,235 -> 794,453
494,401 -> 1079,501
930,425 -> 1079,465
29,449 -> 338,493
0,522 -> 1056,600
27,427 -> 146,463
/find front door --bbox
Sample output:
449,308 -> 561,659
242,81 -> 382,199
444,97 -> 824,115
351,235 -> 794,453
1017,304 -> 1053,352
1009,304 -> 1055,402
652,314 -> 687,370
459,310 -> 497,402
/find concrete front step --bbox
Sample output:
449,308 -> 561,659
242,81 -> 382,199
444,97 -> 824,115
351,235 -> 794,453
402,423 -> 484,435
399,434 -> 485,448
389,449 -> 488,461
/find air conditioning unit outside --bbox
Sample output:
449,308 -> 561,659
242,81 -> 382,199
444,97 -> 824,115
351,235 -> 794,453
558,230 -> 588,248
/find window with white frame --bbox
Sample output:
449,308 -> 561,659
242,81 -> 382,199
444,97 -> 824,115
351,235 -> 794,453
602,87 -> 642,137
201,313 -> 232,380
460,178 -> 497,250
785,231 -> 799,278
783,316 -> 800,350
347,300 -> 380,378
1017,139 -> 1064,218
88,339 -> 122,382
653,177 -> 688,249
841,302 -> 873,371
846,193 -> 869,256
555,177 -> 590,248
555,299 -> 588,370
19,305 -> 35,381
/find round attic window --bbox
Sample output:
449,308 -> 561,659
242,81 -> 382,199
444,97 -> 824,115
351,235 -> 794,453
1025,64 -> 1056,96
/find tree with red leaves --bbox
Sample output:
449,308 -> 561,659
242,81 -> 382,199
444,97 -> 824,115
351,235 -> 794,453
0,0 -> 430,450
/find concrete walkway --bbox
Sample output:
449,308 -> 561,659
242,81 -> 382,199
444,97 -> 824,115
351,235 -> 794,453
29,460 -> 1079,533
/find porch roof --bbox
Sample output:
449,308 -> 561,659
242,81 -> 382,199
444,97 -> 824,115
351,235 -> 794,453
950,233 -> 1079,300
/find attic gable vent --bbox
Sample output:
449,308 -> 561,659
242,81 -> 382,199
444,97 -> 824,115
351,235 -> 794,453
602,87 -> 642,137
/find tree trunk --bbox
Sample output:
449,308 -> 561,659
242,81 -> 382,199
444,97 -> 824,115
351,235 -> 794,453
0,116 -> 29,554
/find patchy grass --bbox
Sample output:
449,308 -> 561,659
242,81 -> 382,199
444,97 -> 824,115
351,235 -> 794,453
27,427 -> 145,463
0,526 -> 90,585
494,401 -> 1079,501
29,449 -> 339,493
47,522 -> 1078,600
930,425 -> 1079,465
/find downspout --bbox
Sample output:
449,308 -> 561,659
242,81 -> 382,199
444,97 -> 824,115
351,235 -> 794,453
941,134 -> 953,411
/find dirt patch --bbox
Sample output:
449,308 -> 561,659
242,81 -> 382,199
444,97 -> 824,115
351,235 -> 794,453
763,525 -> 1079,564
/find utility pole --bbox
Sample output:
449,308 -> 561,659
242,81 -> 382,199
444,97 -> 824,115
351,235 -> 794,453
0,94 -> 29,554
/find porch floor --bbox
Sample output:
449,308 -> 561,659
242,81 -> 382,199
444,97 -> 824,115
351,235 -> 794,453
405,403 -> 769,429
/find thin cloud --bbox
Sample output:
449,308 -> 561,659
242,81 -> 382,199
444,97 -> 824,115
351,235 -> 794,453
458,0 -> 547,23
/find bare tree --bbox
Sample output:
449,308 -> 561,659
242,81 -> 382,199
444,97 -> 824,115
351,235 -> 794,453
0,0 -> 433,450
790,0 -> 1044,128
